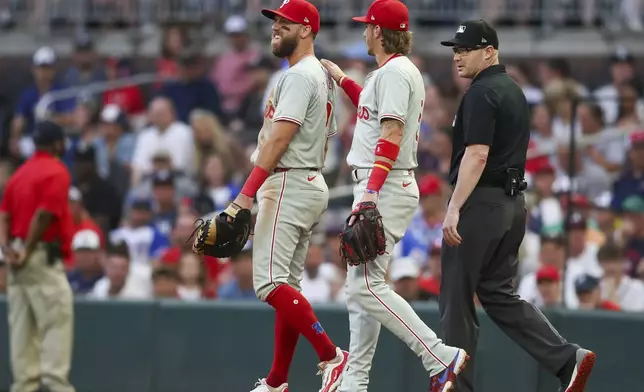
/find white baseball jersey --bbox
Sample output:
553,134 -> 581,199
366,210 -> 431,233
251,56 -> 337,168
346,55 -> 424,169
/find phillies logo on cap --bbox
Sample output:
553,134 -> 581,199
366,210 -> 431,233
280,0 -> 290,8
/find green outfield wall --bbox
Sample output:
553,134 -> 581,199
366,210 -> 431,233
0,298 -> 641,392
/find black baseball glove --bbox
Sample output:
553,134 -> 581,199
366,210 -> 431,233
340,202 -> 387,266
191,203 -> 252,258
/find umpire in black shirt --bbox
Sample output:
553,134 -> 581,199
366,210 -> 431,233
438,20 -> 595,392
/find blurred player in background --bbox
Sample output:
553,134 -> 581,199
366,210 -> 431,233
223,1 -> 348,391
322,2 -> 468,392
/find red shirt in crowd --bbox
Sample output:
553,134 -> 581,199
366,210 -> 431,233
103,86 -> 146,115
0,151 -> 74,259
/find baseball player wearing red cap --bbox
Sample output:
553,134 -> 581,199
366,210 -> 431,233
225,1 -> 348,392
321,1 -> 468,392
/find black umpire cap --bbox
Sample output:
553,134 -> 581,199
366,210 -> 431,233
440,19 -> 499,49
33,120 -> 65,146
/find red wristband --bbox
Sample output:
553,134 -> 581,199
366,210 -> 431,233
240,166 -> 270,198
366,160 -> 392,193
375,138 -> 400,162
339,77 -> 362,108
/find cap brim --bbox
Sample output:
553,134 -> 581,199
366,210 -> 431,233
440,38 -> 469,47
262,9 -> 298,24
351,16 -> 370,23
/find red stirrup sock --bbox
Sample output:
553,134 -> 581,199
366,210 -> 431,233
266,311 -> 300,387
267,284 -> 337,362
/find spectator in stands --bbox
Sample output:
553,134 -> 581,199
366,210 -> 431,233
235,56 -> 275,138
73,143 -> 122,232
518,235 -> 586,308
596,243 -> 644,311
156,25 -> 190,84
217,243 -> 255,300
578,102 -> 625,175
156,213 -> 224,298
61,34 -> 107,90
131,97 -> 195,184
396,174 -> 445,268
529,104 -> 557,164
611,130 -> 644,211
177,252 -> 206,300
575,274 -> 621,311
102,57 -> 146,118
159,49 -> 223,124
301,235 -> 333,303
189,109 -> 246,177
192,153 -> 241,214
210,15 -> 261,122
63,96 -> 100,174
94,104 -> 137,198
10,46 -> 75,158
67,186 -> 105,267
506,62 -> 543,107
594,47 -> 637,125
620,195 -> 644,278
150,170 -> 178,237
565,213 -> 602,274
110,197 -> 169,284
390,257 -> 424,302
67,230 -> 104,295
537,58 -> 588,96
418,239 -> 442,301
535,265 -> 562,309
554,143 -> 612,199
590,192 -> 620,245
615,78 -> 644,129
544,79 -> 583,143
89,241 -> 150,299
152,267 -> 180,298
424,128 -> 452,177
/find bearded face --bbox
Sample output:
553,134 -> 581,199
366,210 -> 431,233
270,16 -> 303,58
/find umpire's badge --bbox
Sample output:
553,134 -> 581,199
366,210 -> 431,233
457,25 -> 466,33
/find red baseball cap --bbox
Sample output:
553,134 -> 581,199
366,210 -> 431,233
536,264 -> 560,283
352,0 -> 410,32
418,174 -> 443,197
262,0 -> 321,34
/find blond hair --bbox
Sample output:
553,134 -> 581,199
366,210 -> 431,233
381,28 -> 412,55
189,109 -> 234,174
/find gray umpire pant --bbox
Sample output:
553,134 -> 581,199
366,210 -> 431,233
439,187 -> 578,392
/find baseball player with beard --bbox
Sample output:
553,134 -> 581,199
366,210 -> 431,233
321,1 -> 468,392
226,1 -> 348,392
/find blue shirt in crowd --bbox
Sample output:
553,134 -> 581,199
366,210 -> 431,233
159,78 -> 223,123
15,82 -> 76,135
218,279 -> 257,300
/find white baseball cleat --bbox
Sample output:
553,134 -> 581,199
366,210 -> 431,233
317,347 -> 349,392
250,378 -> 289,392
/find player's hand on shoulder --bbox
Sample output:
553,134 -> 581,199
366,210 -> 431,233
321,59 -> 346,85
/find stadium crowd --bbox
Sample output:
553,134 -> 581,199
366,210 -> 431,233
0,14 -> 643,314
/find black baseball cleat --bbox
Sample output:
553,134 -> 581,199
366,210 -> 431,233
558,348 -> 596,392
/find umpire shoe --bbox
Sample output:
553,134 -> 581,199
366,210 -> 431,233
559,348 -> 597,392
250,378 -> 288,392
317,347 -> 349,392
429,349 -> 469,392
